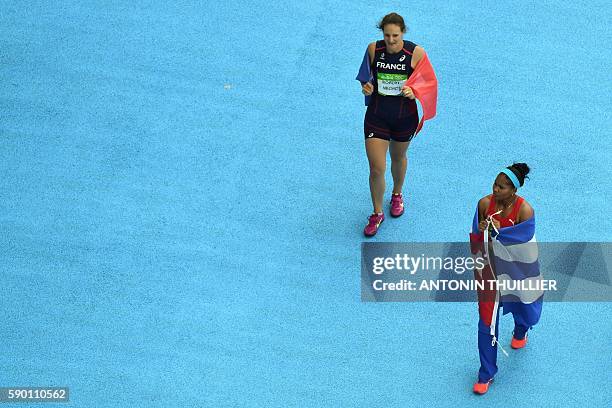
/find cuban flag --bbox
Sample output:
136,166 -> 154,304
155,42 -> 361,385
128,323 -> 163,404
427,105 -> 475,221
469,208 -> 543,339
355,49 -> 438,135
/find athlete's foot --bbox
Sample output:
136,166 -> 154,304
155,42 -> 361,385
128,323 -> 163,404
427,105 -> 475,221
364,212 -> 385,237
473,378 -> 494,395
511,333 -> 528,349
390,193 -> 404,217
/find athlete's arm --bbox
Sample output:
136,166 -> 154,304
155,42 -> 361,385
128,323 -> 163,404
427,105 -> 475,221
516,200 -> 534,224
411,46 -> 425,68
361,42 -> 376,95
401,46 -> 426,99
477,196 -> 490,232
367,42 -> 376,64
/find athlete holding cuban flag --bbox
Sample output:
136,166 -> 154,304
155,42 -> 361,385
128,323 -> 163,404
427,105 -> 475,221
469,163 -> 543,395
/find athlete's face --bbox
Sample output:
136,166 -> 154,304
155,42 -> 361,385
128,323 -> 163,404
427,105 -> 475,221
492,173 -> 516,200
383,24 -> 403,52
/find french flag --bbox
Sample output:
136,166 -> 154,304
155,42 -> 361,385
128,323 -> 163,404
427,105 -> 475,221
469,209 -> 543,335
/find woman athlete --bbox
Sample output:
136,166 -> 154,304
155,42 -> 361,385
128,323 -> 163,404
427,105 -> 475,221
360,13 -> 425,237
472,163 -> 542,394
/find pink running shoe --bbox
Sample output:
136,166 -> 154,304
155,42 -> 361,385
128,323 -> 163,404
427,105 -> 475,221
390,193 -> 404,217
364,212 -> 385,237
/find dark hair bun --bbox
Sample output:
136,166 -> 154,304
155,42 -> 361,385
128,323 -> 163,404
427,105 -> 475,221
508,162 -> 530,186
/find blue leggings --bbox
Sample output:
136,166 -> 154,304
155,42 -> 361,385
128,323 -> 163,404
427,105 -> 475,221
478,309 -> 530,383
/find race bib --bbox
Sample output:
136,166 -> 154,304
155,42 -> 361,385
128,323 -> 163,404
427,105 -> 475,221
377,73 -> 407,96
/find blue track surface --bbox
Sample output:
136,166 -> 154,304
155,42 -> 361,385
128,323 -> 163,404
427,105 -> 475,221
1,1 -> 611,407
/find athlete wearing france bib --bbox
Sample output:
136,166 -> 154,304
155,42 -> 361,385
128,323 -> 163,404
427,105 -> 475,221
359,13 -> 426,237
375,41 -> 413,96
365,39 -> 419,142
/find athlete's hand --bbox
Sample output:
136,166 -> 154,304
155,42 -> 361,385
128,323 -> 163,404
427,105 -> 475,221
362,82 -> 373,96
401,85 -> 415,99
478,220 -> 488,232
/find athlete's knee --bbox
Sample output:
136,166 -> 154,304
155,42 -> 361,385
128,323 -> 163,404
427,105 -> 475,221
390,152 -> 407,163
389,143 -> 409,162
369,162 -> 386,178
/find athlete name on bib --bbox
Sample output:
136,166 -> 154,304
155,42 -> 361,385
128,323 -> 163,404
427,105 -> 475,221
377,72 -> 407,96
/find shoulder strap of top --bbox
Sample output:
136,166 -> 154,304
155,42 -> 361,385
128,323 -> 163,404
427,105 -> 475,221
371,40 -> 386,71
403,40 -> 417,54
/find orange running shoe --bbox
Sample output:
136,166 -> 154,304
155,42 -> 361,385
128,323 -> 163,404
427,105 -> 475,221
473,378 -> 493,395
511,334 -> 528,349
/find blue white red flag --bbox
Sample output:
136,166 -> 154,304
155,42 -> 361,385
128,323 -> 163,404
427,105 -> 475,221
470,208 -> 543,335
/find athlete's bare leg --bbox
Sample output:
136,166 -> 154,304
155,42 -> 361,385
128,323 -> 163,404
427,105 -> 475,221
389,140 -> 410,194
365,138 -> 389,213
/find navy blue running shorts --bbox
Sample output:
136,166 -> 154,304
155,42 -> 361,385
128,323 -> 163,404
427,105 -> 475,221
364,96 -> 418,143
364,109 -> 418,143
